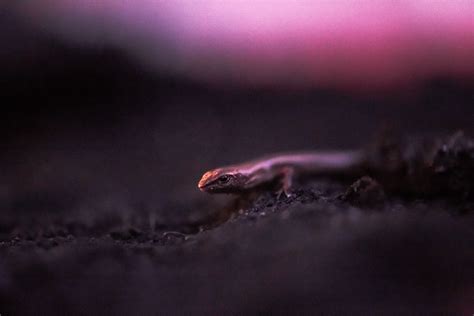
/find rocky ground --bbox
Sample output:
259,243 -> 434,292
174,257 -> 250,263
1,176 -> 473,315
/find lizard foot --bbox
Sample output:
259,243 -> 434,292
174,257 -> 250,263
275,188 -> 293,199
275,166 -> 294,199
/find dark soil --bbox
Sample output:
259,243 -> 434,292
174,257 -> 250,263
1,178 -> 473,315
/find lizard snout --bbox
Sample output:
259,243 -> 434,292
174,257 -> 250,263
198,170 -> 215,191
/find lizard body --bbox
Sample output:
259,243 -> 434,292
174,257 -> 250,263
198,150 -> 364,196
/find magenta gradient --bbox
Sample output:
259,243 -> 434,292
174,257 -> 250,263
12,0 -> 474,90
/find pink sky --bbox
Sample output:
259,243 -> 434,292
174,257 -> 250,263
12,0 -> 474,90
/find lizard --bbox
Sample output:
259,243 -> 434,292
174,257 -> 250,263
198,150 -> 365,197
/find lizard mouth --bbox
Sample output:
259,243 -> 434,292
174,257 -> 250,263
198,179 -> 222,193
198,180 -> 208,191
198,183 -> 218,193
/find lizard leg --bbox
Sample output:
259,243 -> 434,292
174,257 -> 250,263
276,167 -> 294,198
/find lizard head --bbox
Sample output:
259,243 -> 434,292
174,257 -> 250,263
198,168 -> 246,193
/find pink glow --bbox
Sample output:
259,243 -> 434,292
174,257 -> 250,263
11,0 -> 474,90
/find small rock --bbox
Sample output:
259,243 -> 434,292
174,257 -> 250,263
341,176 -> 386,207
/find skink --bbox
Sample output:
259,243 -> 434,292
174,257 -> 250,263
198,150 -> 364,197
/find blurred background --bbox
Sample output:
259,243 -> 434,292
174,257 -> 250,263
1,1 -> 473,314
2,0 -> 473,205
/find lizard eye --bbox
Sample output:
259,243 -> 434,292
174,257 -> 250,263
218,175 -> 231,184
